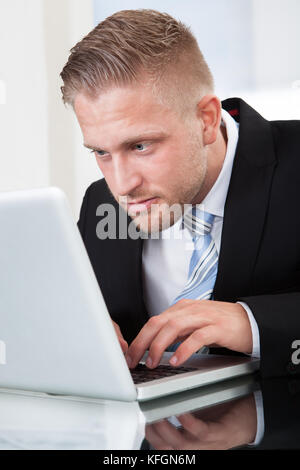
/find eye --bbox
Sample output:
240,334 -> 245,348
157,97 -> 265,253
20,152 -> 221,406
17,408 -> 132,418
133,142 -> 150,152
90,149 -> 108,157
95,150 -> 108,156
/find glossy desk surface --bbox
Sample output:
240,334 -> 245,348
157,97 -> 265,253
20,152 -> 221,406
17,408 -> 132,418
0,372 -> 299,450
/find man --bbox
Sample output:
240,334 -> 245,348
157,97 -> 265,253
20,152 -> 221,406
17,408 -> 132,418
60,9 -> 300,378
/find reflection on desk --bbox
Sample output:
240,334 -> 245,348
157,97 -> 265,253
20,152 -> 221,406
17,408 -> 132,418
141,375 -> 300,450
140,373 -> 260,450
0,388 -> 145,450
0,374 -> 300,450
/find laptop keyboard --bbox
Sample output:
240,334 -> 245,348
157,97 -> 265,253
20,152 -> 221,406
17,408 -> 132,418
130,363 -> 198,384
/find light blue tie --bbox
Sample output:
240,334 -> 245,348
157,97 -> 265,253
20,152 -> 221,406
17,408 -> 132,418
174,208 -> 218,302
168,207 -> 218,352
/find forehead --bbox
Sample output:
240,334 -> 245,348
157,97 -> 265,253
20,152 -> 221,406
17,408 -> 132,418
74,86 -> 180,145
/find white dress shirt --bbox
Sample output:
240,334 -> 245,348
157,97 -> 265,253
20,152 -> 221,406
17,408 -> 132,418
142,108 -> 260,358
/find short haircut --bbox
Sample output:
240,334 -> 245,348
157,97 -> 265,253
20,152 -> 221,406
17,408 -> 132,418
60,9 -> 214,111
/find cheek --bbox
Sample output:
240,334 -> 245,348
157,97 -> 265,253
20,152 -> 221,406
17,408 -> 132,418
150,147 -> 182,180
156,148 -> 189,183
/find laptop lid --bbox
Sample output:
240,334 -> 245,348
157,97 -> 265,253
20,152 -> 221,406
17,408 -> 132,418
0,187 -> 137,401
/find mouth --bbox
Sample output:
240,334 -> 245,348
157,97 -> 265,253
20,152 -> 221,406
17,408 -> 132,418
127,197 -> 159,214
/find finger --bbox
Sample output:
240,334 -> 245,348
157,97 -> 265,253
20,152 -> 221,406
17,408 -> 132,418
169,325 -> 218,367
145,425 -> 174,450
126,300 -> 212,368
112,321 -> 123,340
176,413 -> 209,438
112,321 -> 128,354
125,300 -> 199,367
126,315 -> 170,368
112,320 -> 121,333
146,315 -> 211,368
150,420 -> 185,450
119,337 -> 128,354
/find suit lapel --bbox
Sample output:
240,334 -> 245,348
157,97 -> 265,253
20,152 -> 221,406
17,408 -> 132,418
213,99 -> 277,300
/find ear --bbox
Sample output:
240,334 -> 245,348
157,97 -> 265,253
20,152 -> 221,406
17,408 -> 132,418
196,95 -> 222,146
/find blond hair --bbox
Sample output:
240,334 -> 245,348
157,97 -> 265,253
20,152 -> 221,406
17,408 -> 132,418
60,9 -> 214,110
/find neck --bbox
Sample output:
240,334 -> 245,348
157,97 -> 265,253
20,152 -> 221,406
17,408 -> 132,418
192,125 -> 228,204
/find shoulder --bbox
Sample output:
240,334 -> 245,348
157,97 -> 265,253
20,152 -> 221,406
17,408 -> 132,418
271,119 -> 300,148
83,178 -> 115,203
268,120 -> 300,171
80,177 -> 119,213
223,97 -> 300,164
77,178 -> 118,238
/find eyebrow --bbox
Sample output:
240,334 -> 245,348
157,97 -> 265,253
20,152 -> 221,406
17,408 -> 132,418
83,131 -> 168,152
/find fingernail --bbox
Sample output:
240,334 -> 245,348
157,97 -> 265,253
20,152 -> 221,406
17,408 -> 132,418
169,355 -> 177,366
146,356 -> 152,368
126,355 -> 132,368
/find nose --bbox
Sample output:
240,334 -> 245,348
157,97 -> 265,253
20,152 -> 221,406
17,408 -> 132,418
113,155 -> 143,197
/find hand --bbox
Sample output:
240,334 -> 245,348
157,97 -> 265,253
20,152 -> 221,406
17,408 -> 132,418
125,299 -> 252,369
145,394 -> 257,450
112,320 -> 128,354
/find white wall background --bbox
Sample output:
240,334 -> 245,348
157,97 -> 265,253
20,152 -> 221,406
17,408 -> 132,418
94,0 -> 300,118
0,1 -> 49,192
0,1 -> 300,219
0,0 -> 98,219
94,0 -> 255,95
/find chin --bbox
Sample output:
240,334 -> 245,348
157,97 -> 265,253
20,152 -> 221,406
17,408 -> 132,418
131,214 -> 162,237
133,206 -> 181,237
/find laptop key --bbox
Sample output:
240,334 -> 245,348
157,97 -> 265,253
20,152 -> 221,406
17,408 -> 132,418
130,363 -> 198,384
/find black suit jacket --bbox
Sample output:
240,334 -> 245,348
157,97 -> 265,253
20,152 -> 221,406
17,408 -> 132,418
77,98 -> 300,378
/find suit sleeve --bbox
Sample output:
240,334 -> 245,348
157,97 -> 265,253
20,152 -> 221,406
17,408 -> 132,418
238,292 -> 300,378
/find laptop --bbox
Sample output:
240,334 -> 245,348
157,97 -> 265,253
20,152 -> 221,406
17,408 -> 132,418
0,187 -> 259,401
